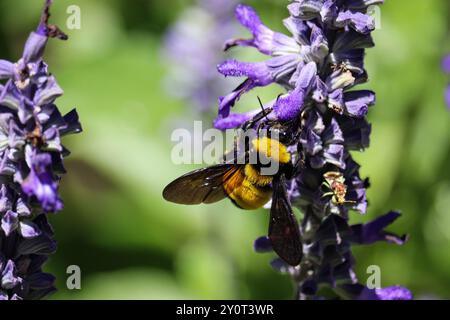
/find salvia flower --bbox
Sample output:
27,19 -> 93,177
0,0 -> 81,300
163,0 -> 240,113
443,55 -> 450,109
216,1 -> 411,300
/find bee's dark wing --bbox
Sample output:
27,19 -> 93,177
163,164 -> 242,205
269,175 -> 303,266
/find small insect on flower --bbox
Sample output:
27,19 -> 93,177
163,136 -> 302,266
322,171 -> 356,206
26,124 -> 44,148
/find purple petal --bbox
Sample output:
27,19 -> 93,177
338,283 -> 379,300
218,59 -> 274,85
288,1 -> 322,19
19,221 -> 42,238
296,61 -> 318,89
43,126 -> 62,152
1,210 -> 19,236
22,32 -> 48,64
336,11 -> 375,34
17,233 -> 57,256
218,79 -> 256,118
376,286 -> 413,300
34,76 -> 63,106
254,236 -> 273,253
0,186 -> 13,212
0,291 -> 7,300
214,110 -> 259,130
0,60 -> 15,79
26,272 -> 56,290
1,260 -> 22,289
323,144 -> 345,168
287,3 -> 301,17
217,56 -> 296,117
320,0 -> 338,24
61,109 -> 82,136
273,62 -> 317,121
347,181 -> 368,214
339,117 -> 371,150
323,118 -> 344,144
350,211 -> 408,245
273,88 -> 306,122
22,148 -> 63,212
283,17 -> 310,45
226,4 -> 297,55
16,197 -> 31,217
309,23 -> 329,59
312,78 -> 328,103
302,130 -> 323,155
344,90 -> 375,117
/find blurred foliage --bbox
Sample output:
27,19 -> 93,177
0,0 -> 449,299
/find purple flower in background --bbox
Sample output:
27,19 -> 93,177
217,2 -> 411,300
0,0 -> 81,299
443,55 -> 450,109
163,0 -> 240,113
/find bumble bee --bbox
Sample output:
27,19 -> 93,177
163,136 -> 302,266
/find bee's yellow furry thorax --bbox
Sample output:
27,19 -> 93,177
252,137 -> 290,164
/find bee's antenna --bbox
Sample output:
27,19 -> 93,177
276,93 -> 283,102
257,96 -> 270,122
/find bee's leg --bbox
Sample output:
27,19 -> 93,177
282,161 -> 295,180
321,192 -> 334,198
289,155 -> 306,178
321,182 -> 332,191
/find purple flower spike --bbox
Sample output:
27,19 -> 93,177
0,0 -> 80,300
215,1 -> 411,300
163,0 -> 240,113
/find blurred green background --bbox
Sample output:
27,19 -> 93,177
0,0 -> 449,299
